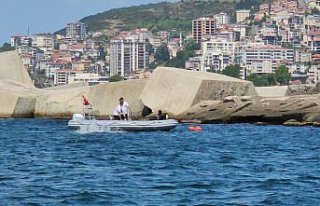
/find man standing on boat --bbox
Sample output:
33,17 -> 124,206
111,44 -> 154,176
115,97 -> 130,120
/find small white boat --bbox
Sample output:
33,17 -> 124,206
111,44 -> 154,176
68,114 -> 178,132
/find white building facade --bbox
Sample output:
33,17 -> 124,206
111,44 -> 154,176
236,10 -> 250,23
214,12 -> 231,26
66,22 -> 87,42
201,37 -> 240,72
110,38 -> 149,78
243,45 -> 294,75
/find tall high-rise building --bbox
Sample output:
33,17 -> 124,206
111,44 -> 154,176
65,22 -> 87,42
192,17 -> 216,44
110,38 -> 149,78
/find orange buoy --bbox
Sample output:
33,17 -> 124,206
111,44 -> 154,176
188,125 -> 203,132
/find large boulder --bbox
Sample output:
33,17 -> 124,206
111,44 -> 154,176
286,84 -> 320,96
34,86 -> 91,118
0,51 -> 33,86
141,67 -> 257,116
179,94 -> 320,125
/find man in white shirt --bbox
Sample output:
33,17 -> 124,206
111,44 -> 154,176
115,97 -> 130,120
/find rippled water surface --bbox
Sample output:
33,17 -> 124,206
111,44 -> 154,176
0,119 -> 319,205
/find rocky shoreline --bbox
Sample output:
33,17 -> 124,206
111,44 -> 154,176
1,51 -> 320,126
178,95 -> 320,127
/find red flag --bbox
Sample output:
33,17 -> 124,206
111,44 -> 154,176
82,95 -> 90,106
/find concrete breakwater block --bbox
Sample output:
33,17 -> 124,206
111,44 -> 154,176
0,51 -> 33,86
141,67 -> 257,116
12,97 -> 36,118
87,80 -> 147,119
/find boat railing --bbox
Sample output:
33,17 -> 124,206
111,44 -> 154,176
83,104 -> 95,120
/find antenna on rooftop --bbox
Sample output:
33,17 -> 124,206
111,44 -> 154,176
27,26 -> 30,36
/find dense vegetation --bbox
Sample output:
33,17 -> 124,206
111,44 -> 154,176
109,74 -> 124,82
81,1 -> 235,34
56,1 -> 267,36
154,44 -> 170,62
208,64 -> 241,78
165,40 -> 200,68
222,64 -> 241,78
248,73 -> 277,86
150,40 -> 200,69
248,65 -> 291,86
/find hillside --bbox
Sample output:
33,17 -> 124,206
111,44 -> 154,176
57,0 -> 266,37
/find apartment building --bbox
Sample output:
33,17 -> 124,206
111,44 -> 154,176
31,34 -> 56,55
192,17 -> 216,44
67,72 -> 101,84
307,30 -> 320,53
11,35 -> 32,47
243,45 -> 294,75
236,10 -> 250,23
53,69 -> 81,85
201,36 -> 240,72
214,12 -> 231,26
307,64 -> 320,84
110,38 -> 149,78
65,22 -> 87,42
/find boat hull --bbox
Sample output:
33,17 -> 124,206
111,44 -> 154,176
68,119 -> 178,132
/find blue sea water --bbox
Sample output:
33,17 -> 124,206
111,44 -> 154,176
0,119 -> 319,206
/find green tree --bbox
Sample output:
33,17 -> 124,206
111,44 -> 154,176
184,40 -> 200,51
0,43 -> 14,52
165,40 -> 200,68
248,73 -> 277,86
165,50 -> 190,68
146,43 -> 154,55
148,61 -> 158,70
109,74 -> 124,82
222,64 -> 241,78
248,74 -> 269,86
155,44 -> 170,62
275,65 -> 291,85
265,73 -> 276,85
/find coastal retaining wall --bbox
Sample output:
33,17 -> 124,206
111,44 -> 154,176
255,86 -> 288,97
255,84 -> 320,98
